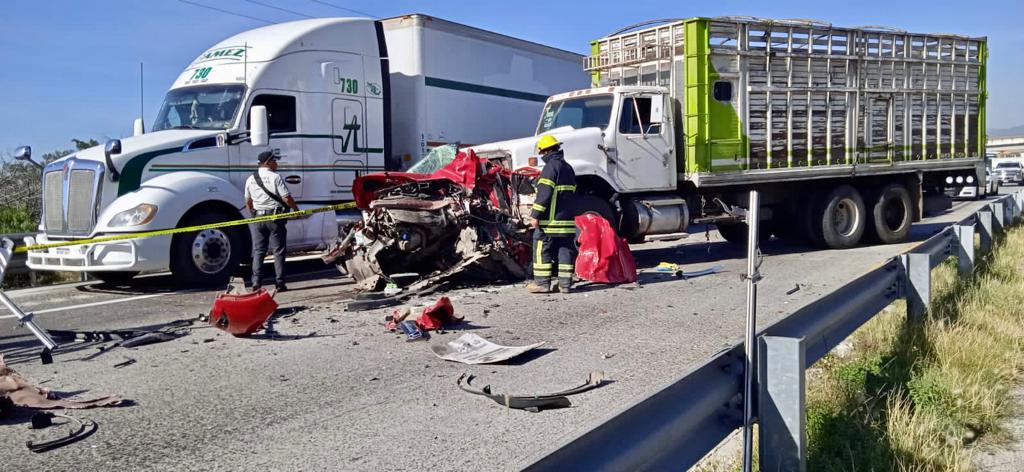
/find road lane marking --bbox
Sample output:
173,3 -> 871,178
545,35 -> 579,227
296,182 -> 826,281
0,290 -> 199,318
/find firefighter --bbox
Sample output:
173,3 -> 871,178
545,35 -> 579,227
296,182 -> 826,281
527,135 -> 578,294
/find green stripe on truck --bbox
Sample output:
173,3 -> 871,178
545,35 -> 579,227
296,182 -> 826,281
424,76 -> 549,103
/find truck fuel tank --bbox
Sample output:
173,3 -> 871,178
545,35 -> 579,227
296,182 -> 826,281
624,197 -> 689,238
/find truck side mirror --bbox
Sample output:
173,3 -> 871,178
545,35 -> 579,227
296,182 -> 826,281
250,105 -> 269,147
649,96 -> 664,125
104,139 -> 122,182
14,146 -> 32,162
13,146 -> 42,170
133,118 -> 145,136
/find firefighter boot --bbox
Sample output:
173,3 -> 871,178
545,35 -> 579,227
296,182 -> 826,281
526,281 -> 551,294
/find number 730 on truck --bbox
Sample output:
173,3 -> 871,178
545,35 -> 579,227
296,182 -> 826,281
472,16 -> 989,248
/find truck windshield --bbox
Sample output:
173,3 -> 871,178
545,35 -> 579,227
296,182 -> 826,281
536,95 -> 614,133
152,85 -> 245,131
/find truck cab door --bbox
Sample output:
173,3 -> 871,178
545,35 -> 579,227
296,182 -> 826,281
231,92 -> 310,245
612,94 -> 675,191
331,98 -> 367,196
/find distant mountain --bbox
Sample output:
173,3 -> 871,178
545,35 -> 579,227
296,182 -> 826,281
988,125 -> 1024,137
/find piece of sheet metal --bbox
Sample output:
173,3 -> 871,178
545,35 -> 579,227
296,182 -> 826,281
457,371 -> 606,412
432,333 -> 544,364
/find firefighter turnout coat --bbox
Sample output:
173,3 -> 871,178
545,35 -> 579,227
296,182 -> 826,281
529,150 -> 577,235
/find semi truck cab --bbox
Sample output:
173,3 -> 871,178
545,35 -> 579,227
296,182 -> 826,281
25,18 -> 389,286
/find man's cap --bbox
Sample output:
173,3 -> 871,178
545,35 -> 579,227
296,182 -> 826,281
257,151 -> 278,163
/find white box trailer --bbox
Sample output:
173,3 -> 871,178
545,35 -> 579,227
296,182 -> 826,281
383,15 -> 589,168
20,15 -> 589,286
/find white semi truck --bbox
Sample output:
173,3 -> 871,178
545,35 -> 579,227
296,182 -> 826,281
472,17 -> 988,247
17,15 -> 589,286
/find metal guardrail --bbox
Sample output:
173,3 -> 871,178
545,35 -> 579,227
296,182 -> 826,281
524,191 -> 1024,472
0,232 -> 35,285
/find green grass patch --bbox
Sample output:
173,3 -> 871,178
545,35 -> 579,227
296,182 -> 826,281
805,223 -> 1024,471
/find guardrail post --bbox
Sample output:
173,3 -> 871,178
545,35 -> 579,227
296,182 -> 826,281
1011,192 -> 1019,222
952,224 -> 975,276
757,336 -> 806,472
900,253 -> 930,320
978,210 -> 994,253
992,202 -> 1005,235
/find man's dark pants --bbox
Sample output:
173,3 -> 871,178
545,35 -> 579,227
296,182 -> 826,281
250,220 -> 287,287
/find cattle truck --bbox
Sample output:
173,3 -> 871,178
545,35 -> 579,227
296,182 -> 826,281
471,17 -> 987,247
18,14 -> 589,286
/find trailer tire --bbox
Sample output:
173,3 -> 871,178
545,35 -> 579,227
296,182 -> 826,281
90,271 -> 139,285
800,192 -> 826,246
817,185 -> 866,249
870,183 -> 913,244
169,210 -> 244,287
716,222 -> 770,246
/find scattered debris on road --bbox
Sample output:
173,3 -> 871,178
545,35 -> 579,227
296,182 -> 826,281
0,355 -> 123,409
457,371 -> 607,412
324,150 -> 535,293
25,412 -> 98,453
112,357 -> 137,369
786,283 -> 801,295
398,320 -> 427,341
51,319 -> 193,354
208,287 -> 278,337
654,262 -> 725,279
416,297 -> 461,331
346,291 -> 409,312
432,333 -> 544,365
384,306 -> 413,331
575,214 -> 637,284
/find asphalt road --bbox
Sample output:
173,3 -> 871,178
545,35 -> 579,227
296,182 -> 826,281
0,192 -> 1009,471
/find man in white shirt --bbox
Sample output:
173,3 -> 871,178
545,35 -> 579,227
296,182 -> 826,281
245,150 -> 300,292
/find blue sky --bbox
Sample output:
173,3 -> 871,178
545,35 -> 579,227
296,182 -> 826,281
1,0 -> 1022,154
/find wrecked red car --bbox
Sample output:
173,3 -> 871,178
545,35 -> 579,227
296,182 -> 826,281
324,148 -> 538,291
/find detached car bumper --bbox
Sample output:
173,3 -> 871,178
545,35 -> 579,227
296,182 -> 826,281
25,233 -> 170,272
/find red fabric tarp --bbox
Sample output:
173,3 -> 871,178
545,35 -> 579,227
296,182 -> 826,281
574,214 -> 637,284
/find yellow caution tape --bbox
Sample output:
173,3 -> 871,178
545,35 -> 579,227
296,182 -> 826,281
12,202 -> 358,254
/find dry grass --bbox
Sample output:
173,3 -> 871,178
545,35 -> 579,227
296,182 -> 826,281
805,223 -> 1024,471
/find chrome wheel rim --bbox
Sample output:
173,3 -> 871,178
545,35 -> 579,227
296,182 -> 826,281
191,229 -> 231,274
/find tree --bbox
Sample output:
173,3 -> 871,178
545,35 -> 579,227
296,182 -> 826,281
0,138 -> 99,233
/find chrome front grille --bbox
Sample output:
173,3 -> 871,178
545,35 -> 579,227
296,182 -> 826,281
43,171 -> 64,232
40,158 -> 104,236
67,169 -> 97,232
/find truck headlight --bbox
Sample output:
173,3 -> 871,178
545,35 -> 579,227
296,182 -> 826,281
108,204 -> 158,227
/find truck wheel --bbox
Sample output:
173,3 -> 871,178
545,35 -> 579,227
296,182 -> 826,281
817,185 -> 867,249
870,183 -> 913,244
800,193 -> 826,246
574,195 -> 617,230
716,222 -> 770,246
90,271 -> 139,285
169,210 -> 244,287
